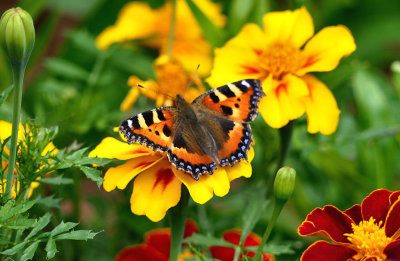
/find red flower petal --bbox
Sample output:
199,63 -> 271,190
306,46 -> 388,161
384,240 -> 400,261
361,189 -> 392,224
364,257 -> 379,261
385,199 -> 400,238
300,241 -> 357,261
298,206 -> 354,243
390,191 -> 400,205
344,204 -> 362,224
115,245 -> 168,261
144,228 -> 171,258
184,219 -> 199,238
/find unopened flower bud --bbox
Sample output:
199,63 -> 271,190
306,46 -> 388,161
0,7 -> 35,66
274,167 -> 296,202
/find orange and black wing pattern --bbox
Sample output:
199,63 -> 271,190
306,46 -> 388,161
119,107 -> 176,153
194,79 -> 265,122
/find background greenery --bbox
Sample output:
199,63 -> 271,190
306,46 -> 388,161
1,0 -> 400,260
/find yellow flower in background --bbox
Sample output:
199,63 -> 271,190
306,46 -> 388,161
207,7 -> 356,135
0,121 -> 57,198
121,55 -> 206,111
89,137 -> 254,222
96,0 -> 226,76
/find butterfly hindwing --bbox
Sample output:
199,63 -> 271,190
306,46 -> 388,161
194,79 -> 264,122
119,107 -> 176,153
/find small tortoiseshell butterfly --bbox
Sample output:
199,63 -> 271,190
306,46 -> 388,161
119,79 -> 265,180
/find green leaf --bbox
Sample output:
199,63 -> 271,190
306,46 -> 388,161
79,166 -> 103,187
2,216 -> 36,229
0,200 -> 36,223
228,0 -> 256,35
21,241 -> 39,261
0,200 -> 15,221
36,195 -> 62,209
50,221 -> 79,237
184,234 -> 236,248
54,230 -> 100,241
0,85 -> 13,106
26,213 -> 52,241
0,239 -> 12,246
38,175 -> 73,185
45,238 -> 58,259
185,0 -> 227,47
45,58 -> 90,81
66,148 -> 88,162
74,157 -> 113,166
2,241 -> 28,255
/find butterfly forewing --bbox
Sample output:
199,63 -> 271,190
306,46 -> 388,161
119,107 -> 176,153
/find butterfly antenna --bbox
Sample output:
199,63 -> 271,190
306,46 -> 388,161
136,84 -> 175,100
183,64 -> 200,99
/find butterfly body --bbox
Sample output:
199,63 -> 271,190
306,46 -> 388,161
120,79 -> 264,180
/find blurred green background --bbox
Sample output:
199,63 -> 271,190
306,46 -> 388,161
1,0 -> 400,260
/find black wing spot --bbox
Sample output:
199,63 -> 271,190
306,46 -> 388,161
209,92 -> 220,103
237,98 -> 241,102
220,86 -> 236,98
157,110 -> 166,121
155,130 -> 160,136
235,103 -> 239,108
221,105 -> 233,116
142,111 -> 154,126
131,117 -> 141,129
163,125 -> 172,137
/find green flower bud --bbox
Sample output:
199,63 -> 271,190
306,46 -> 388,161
274,167 -> 296,202
0,7 -> 35,66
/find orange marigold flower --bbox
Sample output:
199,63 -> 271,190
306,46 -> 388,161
209,229 -> 275,261
207,7 -> 356,134
89,137 -> 254,222
121,55 -> 205,111
298,189 -> 400,261
116,219 -> 198,261
96,0 -> 226,76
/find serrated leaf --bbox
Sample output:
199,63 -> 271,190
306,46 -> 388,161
74,157 -> 113,166
185,0 -> 226,47
0,200 -> 36,222
2,241 -> 28,255
51,222 -> 79,237
3,216 -> 36,229
38,176 -> 73,185
0,85 -> 13,106
0,200 -> 15,221
45,238 -> 58,259
21,241 -> 39,261
26,213 -> 52,241
36,195 -> 62,209
66,148 -> 88,162
184,234 -> 236,248
79,166 -> 103,187
54,230 -> 99,241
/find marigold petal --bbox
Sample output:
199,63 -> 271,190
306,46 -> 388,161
116,245 -> 168,261
207,24 -> 266,87
390,191 -> 400,205
385,198 -> 400,238
303,75 -> 340,135
89,137 -> 153,160
130,160 -> 182,222
263,7 -> 314,48
0,120 -> 24,141
259,75 -> 307,128
226,147 -> 254,181
298,25 -> 356,75
120,86 -> 140,112
173,168 -> 230,204
361,189 -> 392,225
103,155 -> 163,191
298,205 -> 353,243
300,241 -> 357,261
384,240 -> 400,260
96,2 -> 158,49
145,228 -> 171,258
344,204 -> 363,225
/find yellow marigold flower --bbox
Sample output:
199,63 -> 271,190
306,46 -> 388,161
207,7 -> 356,135
0,120 -> 57,198
121,55 -> 206,111
89,137 -> 254,222
96,0 -> 226,76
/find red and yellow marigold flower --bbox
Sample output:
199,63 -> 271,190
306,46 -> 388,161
207,7 -> 356,135
96,0 -> 226,76
209,229 -> 275,261
116,219 -> 198,261
298,189 -> 400,261
89,136 -> 254,222
121,55 -> 205,111
0,121 -> 57,198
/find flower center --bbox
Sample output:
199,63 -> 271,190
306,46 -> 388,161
259,43 -> 302,80
345,217 -> 392,261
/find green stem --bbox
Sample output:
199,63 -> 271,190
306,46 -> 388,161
5,62 -> 26,200
166,0 -> 177,59
266,121 -> 295,199
253,201 -> 284,261
169,185 -> 189,261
